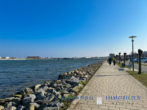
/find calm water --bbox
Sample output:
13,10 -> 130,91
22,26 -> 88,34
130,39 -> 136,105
0,59 -> 101,99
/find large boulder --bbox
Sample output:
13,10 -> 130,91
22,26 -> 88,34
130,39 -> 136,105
66,76 -> 79,85
30,103 -> 40,109
58,74 -> 64,79
25,88 -> 33,94
39,86 -> 48,92
33,84 -> 41,92
25,94 -> 36,100
42,94 -> 55,104
0,97 -> 14,104
66,84 -> 71,88
48,87 -> 55,94
12,98 -> 21,106
41,107 -> 58,110
72,86 -> 80,92
0,106 -> 4,110
7,106 -> 16,110
26,104 -> 34,110
38,103 -> 47,110
36,92 -> 46,100
4,102 -> 13,108
16,106 -> 25,110
84,75 -> 90,81
22,97 -> 34,105
48,99 -> 64,108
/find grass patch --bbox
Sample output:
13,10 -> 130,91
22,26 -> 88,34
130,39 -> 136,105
134,62 -> 147,66
127,71 -> 147,87
116,62 -> 129,68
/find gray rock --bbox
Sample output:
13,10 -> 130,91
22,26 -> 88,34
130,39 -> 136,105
0,97 -> 14,104
22,97 -> 34,105
66,88 -> 72,92
0,99 -> 5,104
63,94 -> 69,97
34,100 -> 44,105
20,90 -> 26,96
66,78 -> 79,85
79,84 -> 83,87
42,107 -> 58,110
66,84 -> 71,88
52,83 -> 57,88
36,88 -> 44,93
63,91 -> 69,94
43,81 -> 50,86
38,103 -> 47,110
53,91 -> 61,96
55,87 -> 61,91
12,98 -> 21,105
16,105 -> 25,110
30,103 -> 40,109
25,94 -> 36,100
45,92 -> 51,97
48,100 -> 60,107
41,86 -> 48,91
25,88 -> 33,94
36,93 -> 46,100
42,94 -> 55,104
56,102 -> 64,108
0,106 -> 4,110
4,102 -> 14,108
7,106 -> 16,110
25,104 -> 34,110
33,84 -> 41,92
48,88 -> 55,94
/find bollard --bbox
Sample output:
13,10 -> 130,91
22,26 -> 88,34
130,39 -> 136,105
138,49 -> 143,74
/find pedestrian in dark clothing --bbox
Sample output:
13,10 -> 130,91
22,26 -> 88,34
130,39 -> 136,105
109,57 -> 112,65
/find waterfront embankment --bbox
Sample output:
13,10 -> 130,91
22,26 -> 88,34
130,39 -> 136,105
0,60 -> 105,110
67,61 -> 147,110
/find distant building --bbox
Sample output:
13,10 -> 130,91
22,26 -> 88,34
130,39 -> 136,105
91,57 -> 99,59
27,56 -> 41,59
2,57 -> 10,59
109,53 -> 115,58
0,56 -> 1,59
10,57 -> 16,59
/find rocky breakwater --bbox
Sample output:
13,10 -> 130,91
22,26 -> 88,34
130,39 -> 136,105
0,60 -> 105,110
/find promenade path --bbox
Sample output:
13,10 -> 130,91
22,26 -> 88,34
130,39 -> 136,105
67,61 -> 147,110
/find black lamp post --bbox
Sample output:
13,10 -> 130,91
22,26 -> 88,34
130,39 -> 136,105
119,53 -> 121,64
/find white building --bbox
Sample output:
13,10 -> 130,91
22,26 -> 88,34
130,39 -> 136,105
0,56 -> 1,59
2,57 -> 10,59
109,53 -> 115,58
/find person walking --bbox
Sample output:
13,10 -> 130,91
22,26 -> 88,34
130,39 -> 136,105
109,57 -> 112,65
113,57 -> 116,66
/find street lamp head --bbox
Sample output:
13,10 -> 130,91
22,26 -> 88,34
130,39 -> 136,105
129,36 -> 137,38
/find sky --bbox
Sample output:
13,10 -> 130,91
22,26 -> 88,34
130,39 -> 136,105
0,0 -> 147,58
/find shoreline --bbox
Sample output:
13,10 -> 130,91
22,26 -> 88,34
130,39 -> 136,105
0,58 -> 103,61
0,60 -> 105,110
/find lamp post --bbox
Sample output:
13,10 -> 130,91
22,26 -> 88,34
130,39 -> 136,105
129,36 -> 137,71
119,53 -> 121,64
138,49 -> 143,74
124,53 -> 126,66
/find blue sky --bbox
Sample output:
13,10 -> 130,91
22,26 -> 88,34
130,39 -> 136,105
0,0 -> 147,58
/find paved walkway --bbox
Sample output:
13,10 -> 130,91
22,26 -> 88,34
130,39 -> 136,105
67,61 -> 147,110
